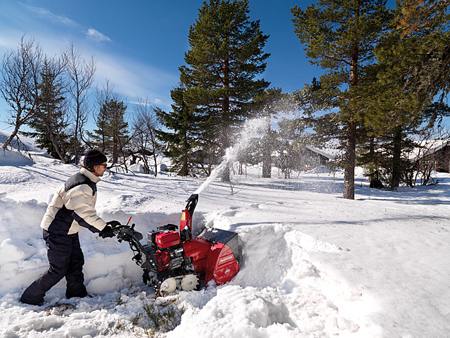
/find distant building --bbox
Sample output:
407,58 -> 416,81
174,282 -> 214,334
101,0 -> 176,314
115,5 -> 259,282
417,140 -> 450,172
303,145 -> 335,167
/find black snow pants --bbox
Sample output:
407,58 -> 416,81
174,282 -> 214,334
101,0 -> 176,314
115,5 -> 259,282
20,230 -> 87,305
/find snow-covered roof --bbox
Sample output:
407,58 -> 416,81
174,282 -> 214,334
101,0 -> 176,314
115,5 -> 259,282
409,140 -> 450,160
422,140 -> 450,156
305,145 -> 335,160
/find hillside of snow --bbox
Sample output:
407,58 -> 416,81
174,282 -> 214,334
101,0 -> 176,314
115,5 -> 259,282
1,129 -> 450,337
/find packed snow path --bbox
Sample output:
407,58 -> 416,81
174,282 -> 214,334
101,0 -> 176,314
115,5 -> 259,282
1,147 -> 450,337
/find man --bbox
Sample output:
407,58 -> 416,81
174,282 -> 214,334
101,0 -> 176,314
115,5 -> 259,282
20,149 -> 117,306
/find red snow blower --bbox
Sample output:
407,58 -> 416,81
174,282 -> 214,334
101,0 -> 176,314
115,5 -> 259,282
111,194 -> 241,295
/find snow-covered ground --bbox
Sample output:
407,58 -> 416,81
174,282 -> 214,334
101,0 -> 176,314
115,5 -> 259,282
1,129 -> 450,338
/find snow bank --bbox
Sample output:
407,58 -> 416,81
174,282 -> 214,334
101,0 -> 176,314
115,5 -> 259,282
0,149 -> 33,166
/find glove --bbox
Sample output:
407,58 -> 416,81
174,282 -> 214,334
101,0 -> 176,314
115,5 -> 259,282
99,225 -> 115,238
106,220 -> 121,227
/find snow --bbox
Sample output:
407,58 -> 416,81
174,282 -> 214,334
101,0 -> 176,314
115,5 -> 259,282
1,128 -> 450,337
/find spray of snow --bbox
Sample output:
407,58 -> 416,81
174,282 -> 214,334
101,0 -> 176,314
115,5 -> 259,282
194,117 -> 269,195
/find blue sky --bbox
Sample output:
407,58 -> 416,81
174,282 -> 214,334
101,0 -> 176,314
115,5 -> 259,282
0,0 -> 322,132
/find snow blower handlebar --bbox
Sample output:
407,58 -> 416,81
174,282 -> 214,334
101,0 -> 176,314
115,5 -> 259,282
110,221 -> 164,272
186,194 -> 199,215
111,223 -> 143,242
180,194 -> 198,242
109,223 -> 154,268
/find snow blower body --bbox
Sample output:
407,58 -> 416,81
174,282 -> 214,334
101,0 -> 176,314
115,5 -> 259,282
111,194 -> 240,295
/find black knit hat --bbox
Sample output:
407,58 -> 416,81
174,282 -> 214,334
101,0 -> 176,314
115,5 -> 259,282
83,149 -> 107,168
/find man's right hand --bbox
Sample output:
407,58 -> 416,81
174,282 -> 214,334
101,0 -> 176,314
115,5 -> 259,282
99,225 -> 115,238
106,220 -> 121,227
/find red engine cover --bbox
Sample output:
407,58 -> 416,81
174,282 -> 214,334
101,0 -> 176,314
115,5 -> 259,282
155,231 -> 181,249
183,238 -> 211,274
205,243 -> 240,285
156,250 -> 171,271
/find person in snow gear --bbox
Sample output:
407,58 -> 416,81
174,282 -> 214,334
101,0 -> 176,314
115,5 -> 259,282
20,150 -> 117,306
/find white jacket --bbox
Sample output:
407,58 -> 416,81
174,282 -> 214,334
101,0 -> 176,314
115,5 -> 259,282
41,168 -> 107,235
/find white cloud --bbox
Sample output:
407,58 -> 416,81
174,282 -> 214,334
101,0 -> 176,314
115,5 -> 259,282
24,4 -> 79,29
86,29 -> 112,42
130,98 -> 163,107
22,4 -> 111,44
92,51 -> 177,109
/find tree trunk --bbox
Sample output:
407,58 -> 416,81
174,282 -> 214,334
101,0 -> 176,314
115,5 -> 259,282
221,57 -> 231,182
262,121 -> 272,178
221,162 -> 231,182
390,126 -> 402,190
151,131 -> 158,177
343,38 -> 359,200
74,100 -> 80,165
2,124 -> 21,150
262,152 -> 271,178
45,119 -> 66,164
343,121 -> 356,199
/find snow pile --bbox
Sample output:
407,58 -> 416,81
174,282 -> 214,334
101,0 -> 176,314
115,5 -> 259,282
1,130 -> 450,337
0,149 -> 33,166
0,130 -> 41,152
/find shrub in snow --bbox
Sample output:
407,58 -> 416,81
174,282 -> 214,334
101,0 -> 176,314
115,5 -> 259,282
129,163 -> 146,174
129,163 -> 154,175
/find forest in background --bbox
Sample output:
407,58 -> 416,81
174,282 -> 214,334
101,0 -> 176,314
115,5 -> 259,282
1,0 -> 449,199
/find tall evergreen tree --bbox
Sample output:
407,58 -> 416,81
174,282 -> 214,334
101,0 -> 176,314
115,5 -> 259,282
179,0 -> 270,180
360,1 -> 449,189
88,98 -> 128,165
291,0 -> 392,199
156,86 -> 199,176
394,0 -> 450,105
24,58 -> 69,162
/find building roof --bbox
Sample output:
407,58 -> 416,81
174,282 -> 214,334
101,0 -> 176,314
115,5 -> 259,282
304,145 -> 335,160
414,140 -> 450,159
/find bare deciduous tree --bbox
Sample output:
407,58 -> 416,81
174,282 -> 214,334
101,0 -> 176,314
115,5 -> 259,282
0,35 -> 42,150
65,43 -> 96,164
132,97 -> 161,176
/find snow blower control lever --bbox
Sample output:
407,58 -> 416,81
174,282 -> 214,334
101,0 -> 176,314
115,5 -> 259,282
110,194 -> 241,296
180,193 -> 198,242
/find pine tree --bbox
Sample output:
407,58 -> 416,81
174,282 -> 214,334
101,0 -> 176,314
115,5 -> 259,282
395,0 -> 450,104
88,99 -> 129,165
24,59 -> 69,162
291,0 -> 392,199
156,86 -> 199,176
360,1 -> 449,189
179,0 -> 270,180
